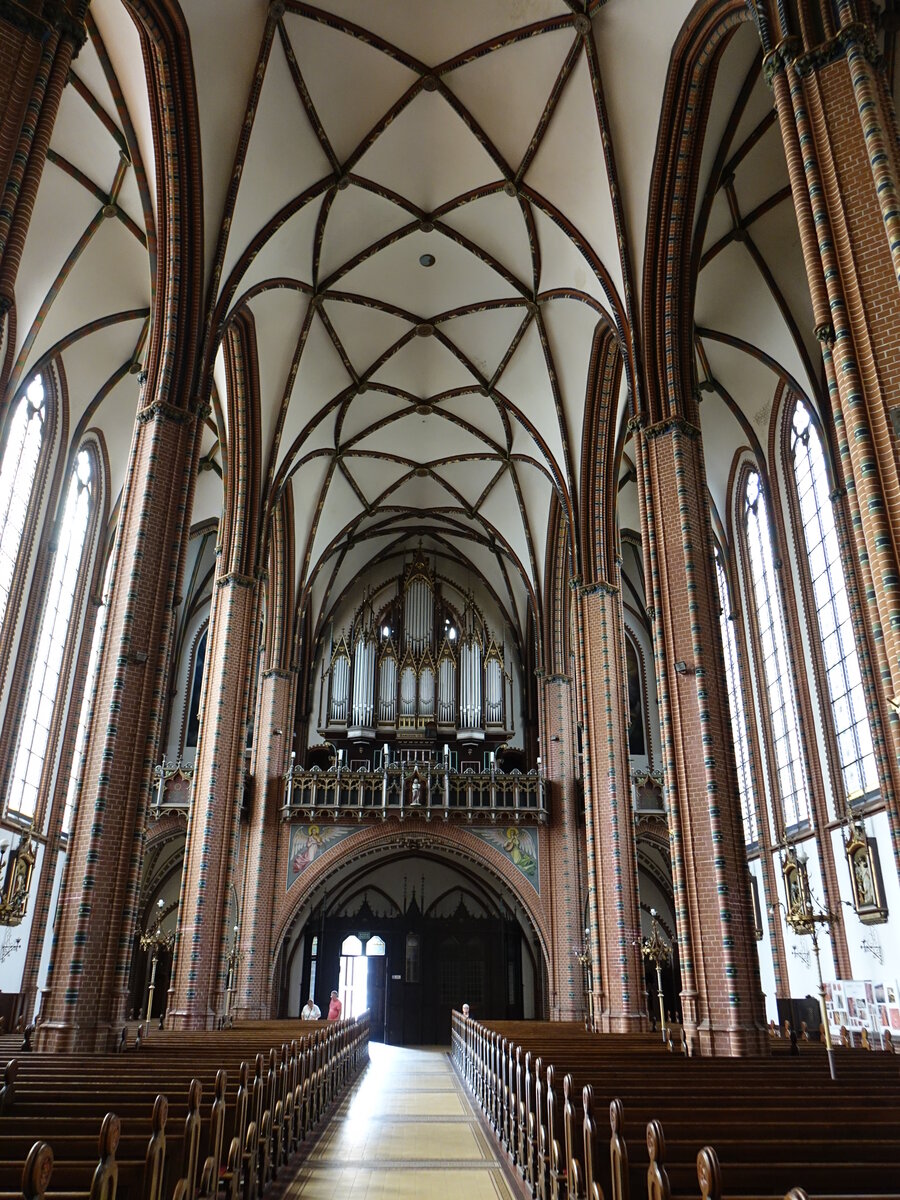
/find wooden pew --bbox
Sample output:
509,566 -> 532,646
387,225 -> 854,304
454,1013 -> 900,1200
0,1015 -> 369,1200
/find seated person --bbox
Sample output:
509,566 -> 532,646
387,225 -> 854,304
301,995 -> 321,1020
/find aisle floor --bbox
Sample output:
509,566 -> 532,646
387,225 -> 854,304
281,1044 -> 518,1199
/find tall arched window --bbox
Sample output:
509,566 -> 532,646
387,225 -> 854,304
185,625 -> 209,750
742,469 -> 811,831
0,374 -> 48,636
7,448 -> 98,821
715,551 -> 758,845
61,550 -> 115,835
790,400 -> 878,801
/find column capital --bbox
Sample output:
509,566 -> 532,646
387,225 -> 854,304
643,415 -> 701,442
261,666 -> 294,680
794,22 -> 881,79
216,571 -> 256,590
762,36 -> 803,85
0,0 -> 86,47
136,398 -> 200,427
579,579 -> 618,598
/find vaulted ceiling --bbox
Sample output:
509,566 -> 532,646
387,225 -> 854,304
8,0 -> 900,665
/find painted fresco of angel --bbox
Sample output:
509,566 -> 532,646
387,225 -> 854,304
482,826 -> 537,876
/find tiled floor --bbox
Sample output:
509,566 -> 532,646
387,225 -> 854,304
281,1044 -> 517,1198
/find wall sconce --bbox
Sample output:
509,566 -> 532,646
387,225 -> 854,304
674,660 -> 695,675
0,826 -> 38,927
0,928 -> 22,963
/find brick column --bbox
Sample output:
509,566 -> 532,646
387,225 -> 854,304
38,399 -> 202,1052
636,417 -> 767,1056
539,671 -> 585,1021
167,571 -> 259,1030
0,1 -> 86,318
766,18 -> 900,871
234,667 -> 296,1020
578,583 -> 647,1031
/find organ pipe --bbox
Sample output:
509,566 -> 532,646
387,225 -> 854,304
404,574 -> 433,654
485,655 -> 503,726
378,651 -> 397,724
329,646 -> 350,725
460,638 -> 482,730
438,654 -> 456,725
351,634 -> 375,729
400,663 -> 417,717
419,664 -> 435,718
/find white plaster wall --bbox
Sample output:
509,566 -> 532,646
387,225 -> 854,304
33,847 -> 66,1018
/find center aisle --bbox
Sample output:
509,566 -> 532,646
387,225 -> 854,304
280,1043 -> 518,1199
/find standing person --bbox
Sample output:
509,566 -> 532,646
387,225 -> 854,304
327,989 -> 342,1020
301,995 -> 321,1020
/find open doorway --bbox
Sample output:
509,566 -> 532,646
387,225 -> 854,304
339,933 -> 387,1021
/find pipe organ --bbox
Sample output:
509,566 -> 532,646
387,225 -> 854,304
321,554 -> 510,740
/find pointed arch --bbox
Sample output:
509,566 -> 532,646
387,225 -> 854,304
642,0 -> 751,424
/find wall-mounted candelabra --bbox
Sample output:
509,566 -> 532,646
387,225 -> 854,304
640,909 -> 671,1043
0,928 -> 22,963
860,934 -> 884,964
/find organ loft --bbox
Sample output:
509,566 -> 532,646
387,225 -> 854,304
1,0 -> 900,1196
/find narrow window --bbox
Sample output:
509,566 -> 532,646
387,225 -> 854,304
790,401 -> 878,802
715,551 -> 758,845
7,449 -> 96,820
61,552 -> 115,834
0,375 -> 47,635
743,470 -> 810,830
185,626 -> 208,749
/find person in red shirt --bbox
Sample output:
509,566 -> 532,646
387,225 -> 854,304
327,990 -> 342,1020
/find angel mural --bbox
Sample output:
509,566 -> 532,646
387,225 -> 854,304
479,826 -> 538,883
287,824 -> 355,887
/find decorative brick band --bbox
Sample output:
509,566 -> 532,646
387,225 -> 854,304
261,667 -> 294,679
544,672 -> 572,685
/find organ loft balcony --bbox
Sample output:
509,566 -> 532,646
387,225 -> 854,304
282,753 -> 547,826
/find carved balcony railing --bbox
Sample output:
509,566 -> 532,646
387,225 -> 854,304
282,764 -> 547,825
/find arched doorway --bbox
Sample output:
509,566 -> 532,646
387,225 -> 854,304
277,847 -> 544,1044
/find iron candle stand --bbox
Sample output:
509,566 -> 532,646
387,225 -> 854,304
641,909 -> 671,1043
